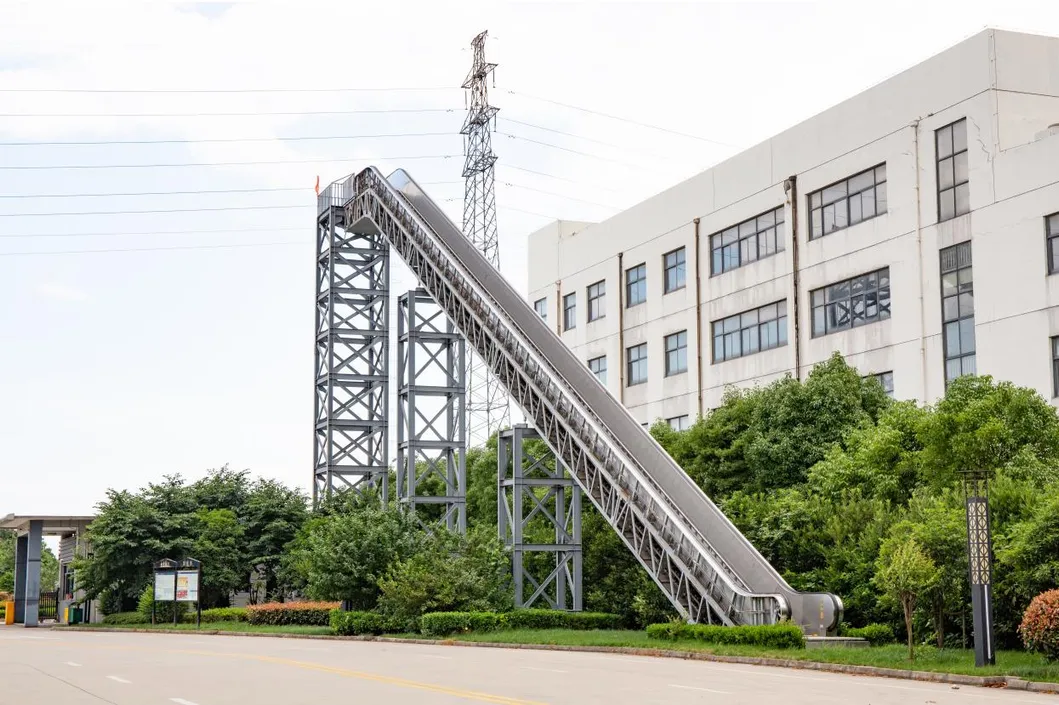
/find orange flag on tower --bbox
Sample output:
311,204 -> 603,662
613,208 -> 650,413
314,175 -> 320,196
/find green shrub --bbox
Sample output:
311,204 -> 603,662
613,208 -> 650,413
247,601 -> 339,626
646,621 -> 805,650
421,611 -> 505,636
1020,589 -> 1059,661
102,611 -> 145,625
199,607 -> 248,624
844,623 -> 895,646
504,609 -> 623,631
329,609 -> 401,636
137,584 -> 187,624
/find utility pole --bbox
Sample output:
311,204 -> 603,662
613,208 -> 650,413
461,30 -> 510,446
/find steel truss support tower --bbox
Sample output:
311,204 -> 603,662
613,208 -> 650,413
498,424 -> 582,611
313,186 -> 390,506
461,29 -> 510,445
396,289 -> 468,531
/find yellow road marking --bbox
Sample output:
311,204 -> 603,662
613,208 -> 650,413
0,634 -> 548,705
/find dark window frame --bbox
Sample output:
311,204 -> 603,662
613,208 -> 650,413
1047,212 -> 1059,275
1052,337 -> 1059,398
666,415 -> 690,431
941,241 -> 976,385
588,355 -> 607,385
710,206 -> 786,275
663,247 -> 687,293
936,118 -> 970,222
865,371 -> 894,398
626,342 -> 648,386
712,300 -> 789,362
808,163 -> 888,240
810,268 -> 891,337
587,280 -> 606,322
626,263 -> 647,307
533,297 -> 548,321
664,330 -> 688,376
562,292 -> 577,331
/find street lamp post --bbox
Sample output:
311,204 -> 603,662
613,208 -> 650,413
962,468 -> 995,667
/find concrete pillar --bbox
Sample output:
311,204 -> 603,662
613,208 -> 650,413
23,520 -> 43,627
13,534 -> 27,623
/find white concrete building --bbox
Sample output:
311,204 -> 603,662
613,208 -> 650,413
526,29 -> 1059,429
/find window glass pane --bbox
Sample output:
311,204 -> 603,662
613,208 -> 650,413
946,358 -> 962,381
741,237 -> 757,263
811,209 -> 823,239
757,210 -> 775,228
822,182 -> 847,204
939,157 -> 955,190
959,291 -> 974,317
875,164 -> 887,182
713,335 -> 724,361
960,318 -> 976,353
712,248 -> 723,275
778,318 -> 788,345
827,280 -> 849,302
812,307 -> 825,336
940,189 -> 955,221
955,183 -> 970,216
722,227 -> 738,245
952,119 -> 967,154
811,290 -> 824,307
742,309 -> 759,326
876,181 -> 887,214
953,151 -> 969,185
810,192 -> 821,208
1049,214 -> 1059,234
945,321 -> 962,356
942,272 -> 958,296
850,193 -> 863,223
862,188 -> 877,219
1051,239 -> 1059,275
937,125 -> 953,158
849,171 -> 873,193
723,243 -> 739,271
943,296 -> 959,322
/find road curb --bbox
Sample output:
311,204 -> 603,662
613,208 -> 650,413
57,627 -> 1059,694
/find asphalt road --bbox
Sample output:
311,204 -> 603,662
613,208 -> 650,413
0,628 -> 1054,705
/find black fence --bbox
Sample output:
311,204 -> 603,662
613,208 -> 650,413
38,590 -> 58,621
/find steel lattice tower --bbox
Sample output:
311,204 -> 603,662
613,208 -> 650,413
461,29 -> 510,446
313,178 -> 390,507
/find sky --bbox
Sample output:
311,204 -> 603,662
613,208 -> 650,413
2,0 -> 1059,516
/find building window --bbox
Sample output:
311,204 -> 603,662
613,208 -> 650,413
563,292 -> 577,331
587,280 -> 606,322
712,300 -> 788,362
664,330 -> 688,376
664,247 -> 686,293
937,118 -> 969,221
810,268 -> 891,337
588,355 -> 607,385
533,297 -> 547,321
667,415 -> 690,431
808,164 -> 887,239
1047,212 -> 1059,275
1052,338 -> 1059,398
941,241 -> 975,384
627,343 -> 647,386
626,263 -> 646,307
711,206 -> 785,275
865,371 -> 894,398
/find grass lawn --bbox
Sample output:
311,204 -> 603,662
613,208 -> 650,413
67,623 -> 1059,684
443,629 -> 1059,683
67,621 -> 332,636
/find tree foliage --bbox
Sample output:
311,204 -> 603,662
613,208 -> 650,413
875,535 -> 940,660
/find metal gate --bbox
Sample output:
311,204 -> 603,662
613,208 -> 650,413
38,590 -> 58,621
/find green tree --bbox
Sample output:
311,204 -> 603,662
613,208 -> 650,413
243,479 -> 308,602
192,508 -> 246,608
285,502 -> 421,609
999,486 -> 1059,616
376,527 -> 510,629
875,535 -> 940,660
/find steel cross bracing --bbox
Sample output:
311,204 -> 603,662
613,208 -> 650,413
499,425 -> 582,610
344,168 -> 787,627
461,29 -> 510,446
313,191 -> 390,507
396,289 -> 468,532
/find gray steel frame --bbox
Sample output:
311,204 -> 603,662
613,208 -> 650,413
313,196 -> 390,506
499,425 -> 582,610
396,289 -> 468,531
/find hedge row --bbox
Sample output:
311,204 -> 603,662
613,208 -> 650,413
329,610 -> 406,636
103,611 -> 146,625
646,622 -> 805,650
843,623 -> 894,646
247,601 -> 339,626
199,607 -> 248,623
420,609 -> 623,637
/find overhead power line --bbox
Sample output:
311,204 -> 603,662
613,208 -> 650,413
0,132 -> 458,147
0,154 -> 460,170
0,226 -> 305,240
0,108 -> 459,118
0,86 -> 458,94
0,204 -> 309,218
0,181 -> 463,200
506,90 -> 741,148
0,241 -> 307,257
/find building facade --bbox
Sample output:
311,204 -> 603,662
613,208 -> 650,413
526,29 -> 1059,429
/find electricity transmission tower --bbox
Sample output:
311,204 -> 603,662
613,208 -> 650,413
461,29 -> 510,446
